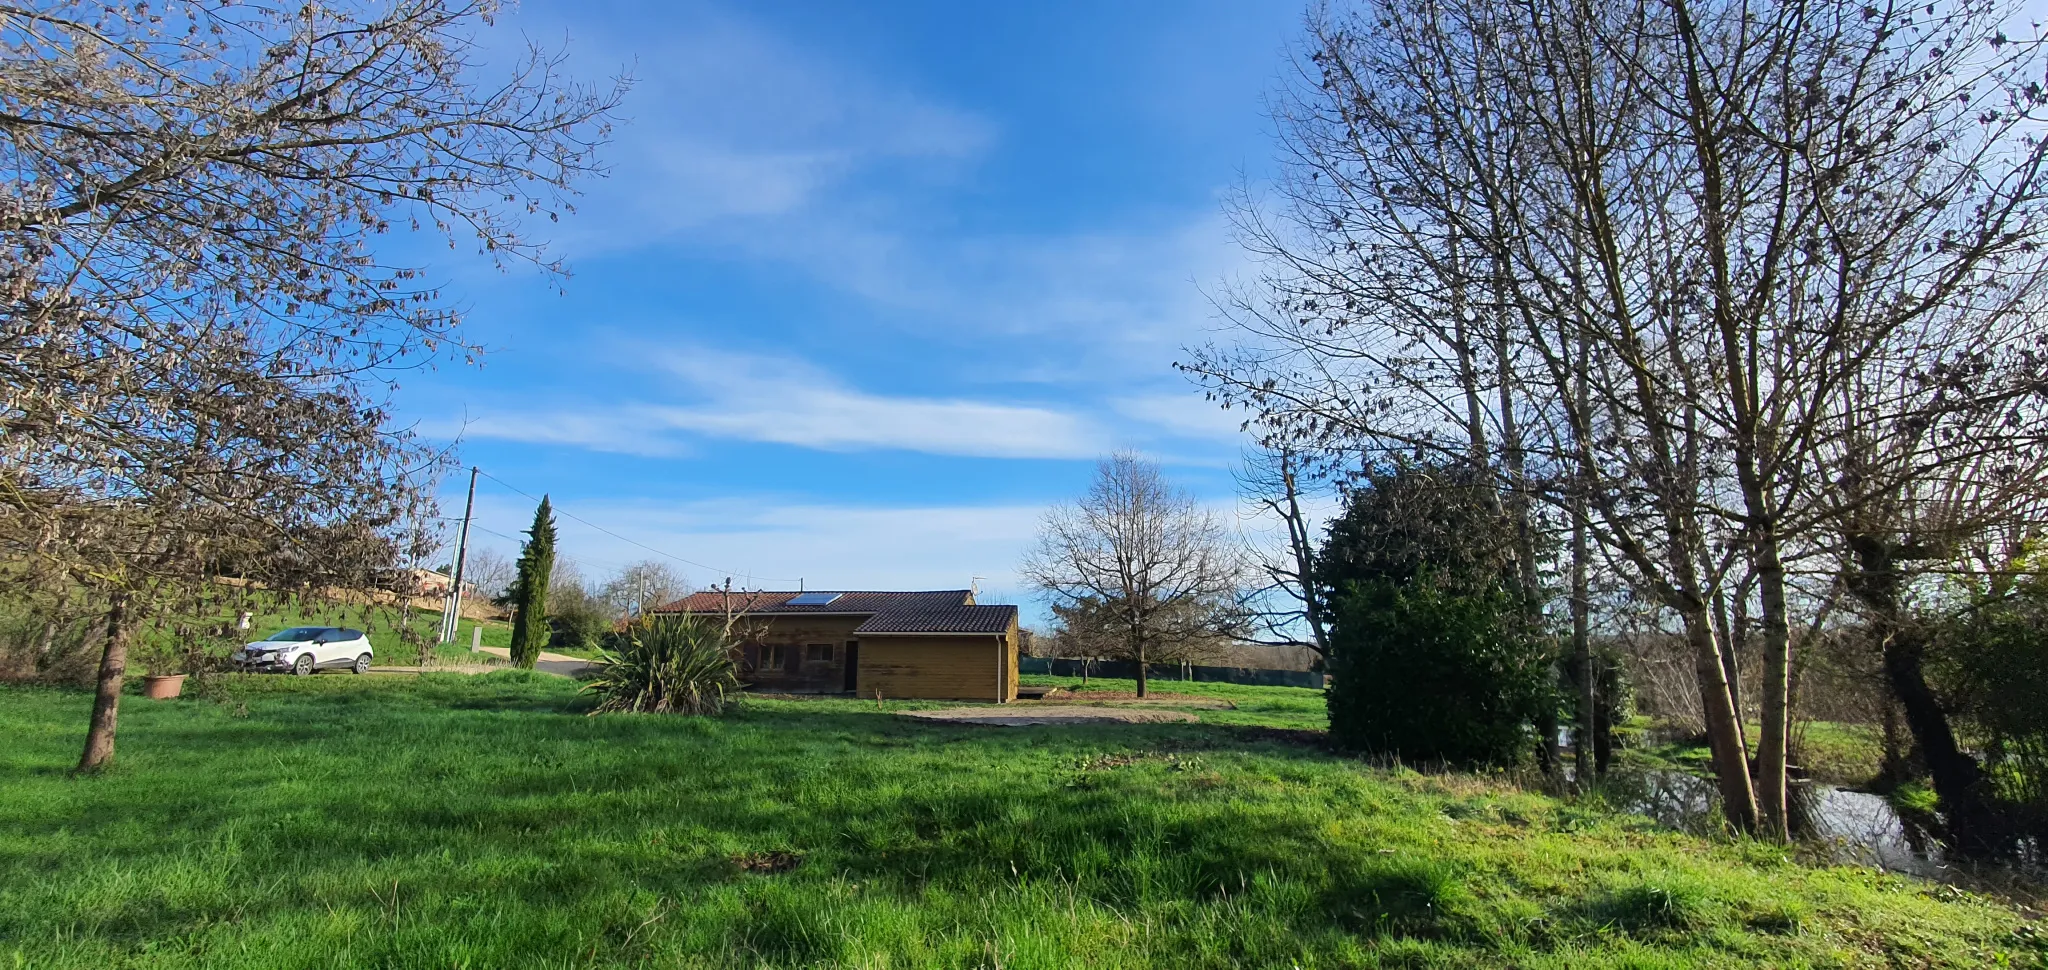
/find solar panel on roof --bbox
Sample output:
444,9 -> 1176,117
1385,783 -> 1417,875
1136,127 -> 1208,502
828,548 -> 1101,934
787,592 -> 843,605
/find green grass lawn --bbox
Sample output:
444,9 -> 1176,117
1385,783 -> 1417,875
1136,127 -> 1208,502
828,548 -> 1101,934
1017,673 -> 1331,731
2,676 -> 2040,969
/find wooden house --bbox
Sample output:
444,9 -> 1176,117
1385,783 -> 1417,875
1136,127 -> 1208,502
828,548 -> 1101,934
653,589 -> 1019,702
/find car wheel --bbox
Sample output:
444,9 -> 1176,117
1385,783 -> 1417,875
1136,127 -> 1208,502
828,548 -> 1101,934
352,653 -> 372,675
292,654 -> 315,676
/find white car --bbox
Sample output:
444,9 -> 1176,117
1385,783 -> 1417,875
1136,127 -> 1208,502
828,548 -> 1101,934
236,626 -> 374,675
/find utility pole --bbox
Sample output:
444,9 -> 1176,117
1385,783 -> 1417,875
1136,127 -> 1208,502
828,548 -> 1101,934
441,466 -> 479,643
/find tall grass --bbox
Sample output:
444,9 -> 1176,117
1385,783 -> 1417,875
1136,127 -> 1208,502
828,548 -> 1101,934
0,675 -> 2037,969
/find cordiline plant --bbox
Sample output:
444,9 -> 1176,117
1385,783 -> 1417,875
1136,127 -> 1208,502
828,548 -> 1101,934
583,614 -> 741,716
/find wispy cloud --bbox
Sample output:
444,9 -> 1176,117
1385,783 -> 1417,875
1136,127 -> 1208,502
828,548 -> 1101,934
444,348 -> 1113,460
494,5 -> 1246,380
513,10 -> 995,251
1113,391 -> 1254,444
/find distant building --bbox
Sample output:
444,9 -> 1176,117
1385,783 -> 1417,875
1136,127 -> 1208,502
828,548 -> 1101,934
410,568 -> 477,598
654,589 -> 1019,702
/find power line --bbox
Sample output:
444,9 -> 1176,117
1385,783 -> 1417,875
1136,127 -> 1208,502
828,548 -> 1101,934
460,522 -> 628,576
428,517 -> 632,575
469,468 -> 802,585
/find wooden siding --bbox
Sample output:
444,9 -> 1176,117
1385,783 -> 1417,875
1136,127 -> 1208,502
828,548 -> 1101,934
735,615 -> 865,693
721,611 -> 1019,700
860,631 -> 1017,702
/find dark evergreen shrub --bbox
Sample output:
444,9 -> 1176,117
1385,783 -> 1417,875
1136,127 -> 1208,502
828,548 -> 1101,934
1318,462 -> 1556,765
1326,574 -> 1552,764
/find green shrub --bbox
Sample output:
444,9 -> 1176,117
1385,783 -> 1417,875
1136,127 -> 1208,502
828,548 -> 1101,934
582,614 -> 739,715
547,595 -> 611,652
1327,577 -> 1553,765
1317,462 -> 1557,767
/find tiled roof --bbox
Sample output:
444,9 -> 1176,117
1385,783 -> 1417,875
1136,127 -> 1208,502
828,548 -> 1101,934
651,590 -> 1012,636
653,589 -> 972,615
855,604 -> 1017,635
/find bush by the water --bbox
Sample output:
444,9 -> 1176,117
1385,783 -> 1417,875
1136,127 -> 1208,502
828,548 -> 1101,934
582,613 -> 739,715
1319,463 -> 1555,765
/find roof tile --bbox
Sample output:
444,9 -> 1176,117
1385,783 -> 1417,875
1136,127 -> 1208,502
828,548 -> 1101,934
855,605 -> 1016,635
650,590 -> 1011,635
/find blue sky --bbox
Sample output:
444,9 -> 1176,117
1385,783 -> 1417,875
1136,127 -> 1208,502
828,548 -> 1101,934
406,0 -> 1304,607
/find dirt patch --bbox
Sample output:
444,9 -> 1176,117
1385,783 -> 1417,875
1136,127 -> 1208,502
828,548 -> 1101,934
1019,690 -> 1234,710
900,706 -> 1200,726
731,851 -> 803,874
1058,689 -> 1207,702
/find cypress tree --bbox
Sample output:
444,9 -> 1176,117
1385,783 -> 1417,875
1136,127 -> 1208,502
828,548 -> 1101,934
508,495 -> 556,669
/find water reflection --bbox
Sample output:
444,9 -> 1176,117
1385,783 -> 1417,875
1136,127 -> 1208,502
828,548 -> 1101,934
1603,768 -> 2043,886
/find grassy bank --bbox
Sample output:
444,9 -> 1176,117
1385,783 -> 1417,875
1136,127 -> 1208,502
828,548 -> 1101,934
232,602 -> 512,667
1,677 -> 2039,969
1628,719 -> 1887,788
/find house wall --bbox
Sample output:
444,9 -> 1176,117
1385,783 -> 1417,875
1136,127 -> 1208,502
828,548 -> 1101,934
859,630 -> 1017,702
737,615 -> 865,694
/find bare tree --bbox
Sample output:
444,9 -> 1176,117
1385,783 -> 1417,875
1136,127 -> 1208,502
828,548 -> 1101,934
1183,0 -> 2048,836
1237,447 -> 1331,662
601,559 -> 689,618
0,0 -> 622,769
1022,453 -> 1245,698
460,548 -> 517,603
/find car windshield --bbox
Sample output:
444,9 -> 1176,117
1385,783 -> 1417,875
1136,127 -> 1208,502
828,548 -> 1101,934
261,627 -> 329,642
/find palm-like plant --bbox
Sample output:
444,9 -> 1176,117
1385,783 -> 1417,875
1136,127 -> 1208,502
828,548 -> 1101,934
582,614 -> 741,715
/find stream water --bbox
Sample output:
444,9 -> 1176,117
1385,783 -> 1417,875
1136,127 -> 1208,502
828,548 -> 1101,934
1605,768 -> 2044,886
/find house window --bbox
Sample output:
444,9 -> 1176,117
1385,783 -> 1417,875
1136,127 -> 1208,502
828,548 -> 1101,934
806,643 -> 834,663
762,644 -> 786,670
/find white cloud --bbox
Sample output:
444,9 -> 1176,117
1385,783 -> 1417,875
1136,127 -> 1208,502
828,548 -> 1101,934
445,347 -> 1112,460
508,10 -> 996,251
490,5 -> 1246,378
1113,391 -> 1254,444
425,407 -> 688,459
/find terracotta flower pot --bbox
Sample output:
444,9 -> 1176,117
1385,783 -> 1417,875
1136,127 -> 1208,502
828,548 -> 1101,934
142,674 -> 186,700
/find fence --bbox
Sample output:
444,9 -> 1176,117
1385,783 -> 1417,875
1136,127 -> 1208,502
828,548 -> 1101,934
1018,657 -> 1325,690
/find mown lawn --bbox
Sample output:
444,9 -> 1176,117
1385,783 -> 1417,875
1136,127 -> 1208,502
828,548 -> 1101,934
1,675 -> 2040,969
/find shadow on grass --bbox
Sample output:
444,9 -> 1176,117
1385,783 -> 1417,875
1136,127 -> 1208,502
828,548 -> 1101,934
0,678 -> 1579,958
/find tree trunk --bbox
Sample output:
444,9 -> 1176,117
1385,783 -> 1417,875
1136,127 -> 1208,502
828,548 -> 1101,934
1134,639 -> 1147,698
1884,621 -> 2001,853
1881,696 -> 1908,788
1752,536 -> 1794,840
1573,497 -> 1595,780
77,593 -> 134,773
1685,606 -> 1761,832
1592,659 -> 1615,775
1712,590 -> 1749,754
1846,533 -> 2001,853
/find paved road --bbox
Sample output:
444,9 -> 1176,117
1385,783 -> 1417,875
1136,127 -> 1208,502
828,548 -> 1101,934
536,659 -> 596,677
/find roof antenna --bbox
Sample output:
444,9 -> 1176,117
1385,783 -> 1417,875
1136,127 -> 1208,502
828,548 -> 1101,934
970,575 -> 984,601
